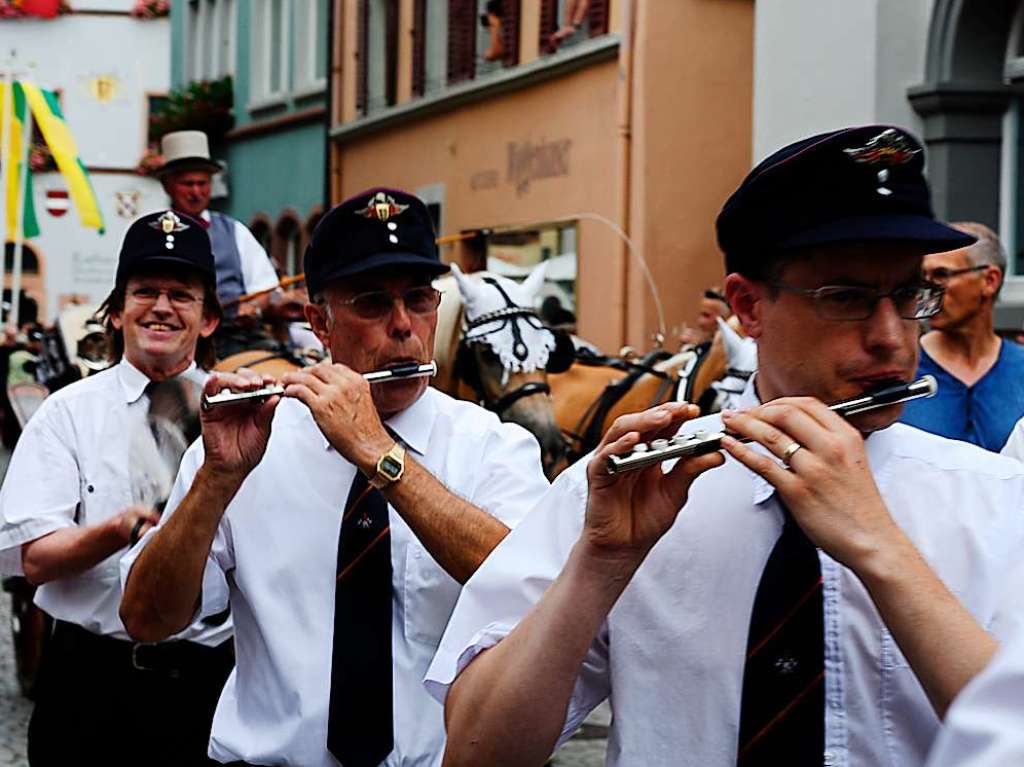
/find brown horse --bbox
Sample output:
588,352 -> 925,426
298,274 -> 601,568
547,316 -> 758,460
547,347 -> 706,461
434,266 -> 570,478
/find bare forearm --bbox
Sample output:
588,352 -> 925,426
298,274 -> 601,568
384,458 -> 509,584
121,465 -> 241,641
21,521 -> 126,585
855,531 -> 997,718
444,541 -> 637,767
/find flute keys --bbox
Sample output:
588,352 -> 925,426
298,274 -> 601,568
651,439 -> 670,450
633,443 -> 649,453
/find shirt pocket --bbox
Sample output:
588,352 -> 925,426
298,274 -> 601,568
402,542 -> 462,647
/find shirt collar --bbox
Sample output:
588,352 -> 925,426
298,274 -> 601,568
740,375 -> 895,505
318,387 -> 435,457
117,358 -> 203,404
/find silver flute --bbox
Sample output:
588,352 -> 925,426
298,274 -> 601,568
201,361 -> 438,409
605,375 -> 938,475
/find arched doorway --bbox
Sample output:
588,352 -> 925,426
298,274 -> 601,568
272,211 -> 303,277
910,0 -> 1018,227
911,0 -> 1024,326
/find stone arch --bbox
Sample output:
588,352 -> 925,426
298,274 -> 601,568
249,213 -> 273,258
910,0 -> 1020,225
272,209 -> 304,277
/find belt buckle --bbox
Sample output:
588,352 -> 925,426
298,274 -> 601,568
131,642 -> 154,671
131,642 -> 173,675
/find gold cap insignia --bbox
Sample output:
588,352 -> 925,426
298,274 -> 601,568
355,192 -> 410,223
149,210 -> 190,235
843,128 -> 921,166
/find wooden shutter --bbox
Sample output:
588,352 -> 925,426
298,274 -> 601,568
356,0 -> 369,114
538,0 -> 557,54
447,0 -> 476,84
588,0 -> 610,37
385,0 -> 399,106
411,0 -> 427,96
501,0 -> 520,68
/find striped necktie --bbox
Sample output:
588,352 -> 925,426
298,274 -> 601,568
326,470 -> 394,767
737,504 -> 825,765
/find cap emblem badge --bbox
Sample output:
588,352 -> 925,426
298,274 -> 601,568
843,128 -> 921,167
355,192 -> 409,223
149,210 -> 190,235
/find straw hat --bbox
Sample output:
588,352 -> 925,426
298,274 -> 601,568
155,130 -> 223,179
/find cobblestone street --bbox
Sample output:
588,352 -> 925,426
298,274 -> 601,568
0,580 -> 31,767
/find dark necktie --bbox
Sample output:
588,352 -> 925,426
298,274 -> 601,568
327,470 -> 394,767
737,503 -> 825,765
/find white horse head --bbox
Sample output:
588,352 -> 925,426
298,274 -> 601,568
439,262 -> 567,477
451,262 -> 556,373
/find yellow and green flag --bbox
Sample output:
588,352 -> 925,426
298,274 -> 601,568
21,81 -> 105,234
1,81 -> 40,243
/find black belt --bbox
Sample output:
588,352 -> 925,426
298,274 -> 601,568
52,620 -> 232,677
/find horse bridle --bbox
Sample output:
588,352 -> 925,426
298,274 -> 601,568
458,277 -> 556,417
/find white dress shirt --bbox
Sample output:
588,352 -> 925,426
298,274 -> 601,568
426,381 -> 1024,767
200,209 -> 279,294
122,386 -> 549,767
0,359 -> 230,646
1000,416 -> 1024,459
924,561 -> 1024,767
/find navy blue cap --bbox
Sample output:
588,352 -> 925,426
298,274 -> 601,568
304,188 -> 449,297
116,210 -> 216,287
716,125 -> 976,275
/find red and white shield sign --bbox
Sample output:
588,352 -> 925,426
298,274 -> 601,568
46,189 -> 70,217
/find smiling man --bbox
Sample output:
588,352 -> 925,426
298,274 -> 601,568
0,210 -> 233,766
430,127 -> 1024,767
119,189 -> 549,767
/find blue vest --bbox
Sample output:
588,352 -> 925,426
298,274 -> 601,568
208,212 -> 245,315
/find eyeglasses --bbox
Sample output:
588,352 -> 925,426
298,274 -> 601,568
921,264 -> 989,285
769,281 -> 945,321
128,287 -> 203,308
337,285 -> 441,320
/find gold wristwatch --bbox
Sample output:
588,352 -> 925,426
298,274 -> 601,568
369,442 -> 406,489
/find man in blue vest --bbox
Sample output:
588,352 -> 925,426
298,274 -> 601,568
156,130 -> 279,322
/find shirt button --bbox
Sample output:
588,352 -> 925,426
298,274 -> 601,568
824,751 -> 836,766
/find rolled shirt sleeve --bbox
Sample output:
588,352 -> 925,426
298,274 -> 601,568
0,400 -> 82,575
424,458 -> 611,748
466,419 -> 551,528
234,220 -> 280,295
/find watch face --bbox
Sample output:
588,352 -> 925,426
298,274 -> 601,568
381,456 -> 402,477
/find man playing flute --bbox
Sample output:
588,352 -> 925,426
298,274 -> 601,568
120,189 -> 550,766
429,126 -> 1024,767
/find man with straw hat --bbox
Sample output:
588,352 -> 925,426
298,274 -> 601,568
156,130 -> 279,321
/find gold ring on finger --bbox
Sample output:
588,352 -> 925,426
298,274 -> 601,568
781,441 -> 803,468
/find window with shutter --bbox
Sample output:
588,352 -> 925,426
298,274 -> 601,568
412,0 -> 427,96
501,0 -> 520,68
588,0 -> 609,37
538,0 -> 558,55
356,0 -> 369,114
447,0 -> 476,84
384,0 -> 399,106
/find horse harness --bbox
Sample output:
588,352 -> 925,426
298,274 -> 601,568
455,277 -> 574,417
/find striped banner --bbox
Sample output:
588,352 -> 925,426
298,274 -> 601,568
0,81 -> 40,242
20,80 -> 105,234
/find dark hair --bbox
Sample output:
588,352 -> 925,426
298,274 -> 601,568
97,268 -> 222,370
